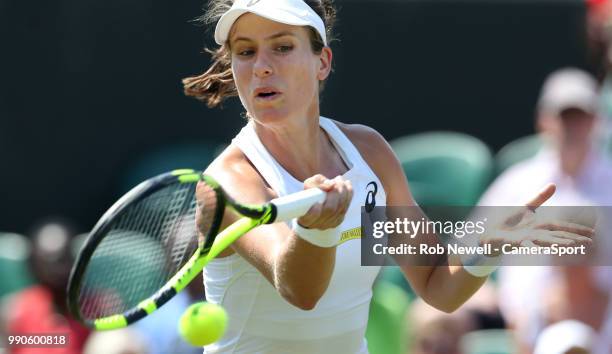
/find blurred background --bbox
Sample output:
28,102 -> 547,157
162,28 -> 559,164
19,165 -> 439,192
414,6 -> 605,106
0,0 -> 592,234
2,0 -> 612,353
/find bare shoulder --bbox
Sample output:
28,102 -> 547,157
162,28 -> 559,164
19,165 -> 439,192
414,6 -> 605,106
332,120 -> 398,177
204,144 -> 276,204
332,120 -> 416,206
333,121 -> 389,152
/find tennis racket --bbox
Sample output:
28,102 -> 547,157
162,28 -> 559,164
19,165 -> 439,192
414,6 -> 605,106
68,169 -> 325,330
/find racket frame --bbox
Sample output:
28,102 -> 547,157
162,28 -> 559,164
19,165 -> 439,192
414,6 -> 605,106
68,168 -> 321,330
68,170 -> 273,329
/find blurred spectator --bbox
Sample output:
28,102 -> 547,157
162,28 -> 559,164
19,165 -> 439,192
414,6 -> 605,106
586,0 -> 612,154
83,328 -> 148,354
0,232 -> 33,349
4,220 -> 90,354
586,0 -> 611,83
479,68 -> 612,353
408,298 -> 475,354
481,68 -> 605,204
534,320 -> 596,354
407,282 -> 501,354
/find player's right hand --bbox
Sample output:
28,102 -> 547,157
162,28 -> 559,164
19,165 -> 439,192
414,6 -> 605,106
297,175 -> 353,230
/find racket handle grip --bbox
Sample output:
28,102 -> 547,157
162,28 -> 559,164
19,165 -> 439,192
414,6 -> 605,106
270,188 -> 326,222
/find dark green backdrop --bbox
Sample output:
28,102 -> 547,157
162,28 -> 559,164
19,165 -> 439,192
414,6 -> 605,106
0,0 -> 589,233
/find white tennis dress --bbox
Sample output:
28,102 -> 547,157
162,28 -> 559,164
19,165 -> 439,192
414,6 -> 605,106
203,117 -> 386,354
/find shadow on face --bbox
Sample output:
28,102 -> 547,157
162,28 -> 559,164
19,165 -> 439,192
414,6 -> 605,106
557,108 -> 597,144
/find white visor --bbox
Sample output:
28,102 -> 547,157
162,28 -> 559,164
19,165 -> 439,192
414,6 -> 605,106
214,0 -> 327,46
538,68 -> 599,116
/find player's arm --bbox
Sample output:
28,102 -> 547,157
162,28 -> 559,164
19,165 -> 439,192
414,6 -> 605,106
199,146 -> 352,310
341,123 -> 487,313
343,123 -> 593,312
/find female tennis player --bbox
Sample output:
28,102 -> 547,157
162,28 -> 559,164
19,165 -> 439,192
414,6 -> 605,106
182,1 -> 594,352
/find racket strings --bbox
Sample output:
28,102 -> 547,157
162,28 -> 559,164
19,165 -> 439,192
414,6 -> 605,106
195,181 -> 219,245
78,182 -> 211,320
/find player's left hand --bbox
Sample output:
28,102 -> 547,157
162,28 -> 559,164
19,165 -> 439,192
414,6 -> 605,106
481,183 -> 595,251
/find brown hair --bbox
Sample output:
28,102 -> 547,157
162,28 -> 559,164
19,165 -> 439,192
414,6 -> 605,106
182,0 -> 337,108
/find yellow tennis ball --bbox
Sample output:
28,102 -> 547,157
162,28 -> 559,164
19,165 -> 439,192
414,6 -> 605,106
178,302 -> 228,346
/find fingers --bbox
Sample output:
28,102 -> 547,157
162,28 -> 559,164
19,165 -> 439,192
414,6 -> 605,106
298,175 -> 353,230
317,176 -> 353,228
519,239 -> 538,248
530,236 -> 573,247
503,183 -> 554,234
524,183 -> 556,211
303,174 -> 333,191
526,230 -> 593,248
546,231 -> 593,246
318,180 -> 342,224
534,221 -> 595,238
